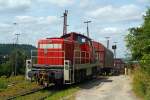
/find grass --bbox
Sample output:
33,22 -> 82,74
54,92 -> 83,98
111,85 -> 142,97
0,75 -> 25,91
0,75 -> 80,100
45,86 -> 80,100
0,75 -> 41,100
132,68 -> 150,100
0,77 -> 8,91
15,90 -> 50,100
15,86 -> 80,100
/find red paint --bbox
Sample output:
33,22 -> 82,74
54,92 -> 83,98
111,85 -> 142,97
37,38 -> 65,65
37,32 -> 113,68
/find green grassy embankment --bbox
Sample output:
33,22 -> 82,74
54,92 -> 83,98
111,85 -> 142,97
0,75 -> 80,100
0,76 -> 41,100
132,68 -> 150,100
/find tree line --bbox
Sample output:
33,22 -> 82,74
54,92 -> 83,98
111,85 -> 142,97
0,44 -> 36,77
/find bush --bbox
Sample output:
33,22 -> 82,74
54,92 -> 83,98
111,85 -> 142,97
0,61 -> 12,77
140,54 -> 150,75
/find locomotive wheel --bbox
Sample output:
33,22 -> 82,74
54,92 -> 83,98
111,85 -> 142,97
55,79 -> 63,89
39,79 -> 44,85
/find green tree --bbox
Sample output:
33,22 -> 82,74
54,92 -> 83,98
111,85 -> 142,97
10,49 -> 26,75
0,49 -> 26,76
125,8 -> 150,99
126,8 -> 150,63
0,61 -> 12,77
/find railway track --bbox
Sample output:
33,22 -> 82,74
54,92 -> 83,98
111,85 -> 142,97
1,77 -> 104,100
8,84 -> 60,100
6,86 -> 46,100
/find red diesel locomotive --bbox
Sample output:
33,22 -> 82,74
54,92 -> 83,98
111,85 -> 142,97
29,32 -> 114,85
27,11 -> 114,86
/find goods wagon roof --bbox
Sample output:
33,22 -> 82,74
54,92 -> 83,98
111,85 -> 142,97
92,41 -> 113,56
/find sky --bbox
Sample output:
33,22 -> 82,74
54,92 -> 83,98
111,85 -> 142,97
0,0 -> 149,58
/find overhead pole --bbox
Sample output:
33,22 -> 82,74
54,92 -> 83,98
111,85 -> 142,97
84,20 -> 91,37
62,10 -> 68,35
15,33 -> 20,44
13,22 -> 20,76
15,33 -> 20,76
105,37 -> 110,49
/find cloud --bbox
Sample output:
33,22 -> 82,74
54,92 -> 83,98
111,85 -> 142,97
79,0 -> 93,8
0,0 -> 32,13
15,16 -> 58,25
98,27 -> 125,35
38,0 -> 74,7
0,1 -> 145,58
137,0 -> 150,3
0,15 -> 61,44
87,4 -> 143,22
92,26 -> 127,58
91,27 -> 126,43
13,15 -> 61,36
0,23 -> 12,33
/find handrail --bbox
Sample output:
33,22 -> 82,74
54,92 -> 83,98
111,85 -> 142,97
31,49 -> 90,66
73,50 -> 90,64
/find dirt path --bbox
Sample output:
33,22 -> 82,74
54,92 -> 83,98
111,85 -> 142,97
75,75 -> 138,100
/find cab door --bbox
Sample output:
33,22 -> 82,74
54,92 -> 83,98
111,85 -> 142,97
64,60 -> 72,84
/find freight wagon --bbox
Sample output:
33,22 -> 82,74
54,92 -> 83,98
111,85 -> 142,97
114,58 -> 125,74
92,41 -> 114,75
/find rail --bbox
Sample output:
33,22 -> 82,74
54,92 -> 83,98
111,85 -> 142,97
7,86 -> 45,100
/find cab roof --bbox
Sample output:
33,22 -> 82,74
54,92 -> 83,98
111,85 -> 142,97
61,32 -> 91,40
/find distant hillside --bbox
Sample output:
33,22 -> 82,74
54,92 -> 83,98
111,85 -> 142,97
0,44 -> 36,57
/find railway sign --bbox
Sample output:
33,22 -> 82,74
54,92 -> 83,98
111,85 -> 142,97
112,45 -> 117,49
